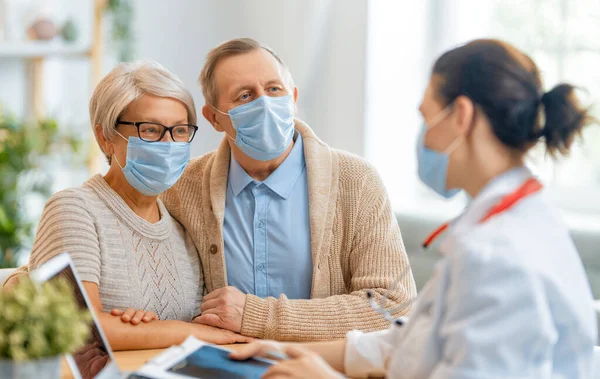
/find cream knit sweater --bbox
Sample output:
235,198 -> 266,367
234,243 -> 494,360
160,120 -> 417,341
8,175 -> 203,321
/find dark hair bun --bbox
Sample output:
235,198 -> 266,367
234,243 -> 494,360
432,39 -> 594,157
540,84 -> 590,156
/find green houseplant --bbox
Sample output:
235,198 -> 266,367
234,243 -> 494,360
0,277 -> 92,379
106,0 -> 134,62
0,106 -> 80,268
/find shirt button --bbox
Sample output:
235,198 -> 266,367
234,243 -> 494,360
257,220 -> 265,229
257,263 -> 265,272
209,244 -> 218,255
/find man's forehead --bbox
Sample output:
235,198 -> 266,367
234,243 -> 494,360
213,49 -> 286,90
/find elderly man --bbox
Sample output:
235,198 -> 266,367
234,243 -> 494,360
161,38 -> 416,342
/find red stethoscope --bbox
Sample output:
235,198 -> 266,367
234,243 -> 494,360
422,177 -> 543,249
370,177 -> 544,326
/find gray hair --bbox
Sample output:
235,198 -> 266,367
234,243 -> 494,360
90,60 -> 197,163
199,38 -> 294,106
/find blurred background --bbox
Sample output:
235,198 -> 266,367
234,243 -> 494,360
0,0 -> 599,299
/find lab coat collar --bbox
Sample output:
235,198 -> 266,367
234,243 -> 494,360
440,166 -> 534,252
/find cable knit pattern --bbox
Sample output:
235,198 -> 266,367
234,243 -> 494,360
160,119 -> 417,341
15,175 -> 203,321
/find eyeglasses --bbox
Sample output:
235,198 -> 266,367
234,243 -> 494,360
115,120 -> 198,143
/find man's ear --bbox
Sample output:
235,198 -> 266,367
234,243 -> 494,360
202,105 -> 224,132
453,95 -> 476,136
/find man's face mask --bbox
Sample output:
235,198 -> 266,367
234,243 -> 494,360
213,95 -> 295,161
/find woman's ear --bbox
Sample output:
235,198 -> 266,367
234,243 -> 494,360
95,124 -> 113,156
453,95 -> 476,136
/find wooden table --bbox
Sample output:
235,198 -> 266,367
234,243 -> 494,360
60,344 -> 244,379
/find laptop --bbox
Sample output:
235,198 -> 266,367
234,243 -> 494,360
31,253 -> 274,379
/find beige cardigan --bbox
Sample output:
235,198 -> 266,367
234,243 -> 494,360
160,120 -> 416,341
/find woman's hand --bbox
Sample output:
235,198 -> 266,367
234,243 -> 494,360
232,341 -> 343,379
110,308 -> 158,325
191,323 -> 254,345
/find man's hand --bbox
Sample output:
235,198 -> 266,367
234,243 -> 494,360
192,286 -> 246,333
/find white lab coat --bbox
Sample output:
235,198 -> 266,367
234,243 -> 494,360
344,167 -> 597,379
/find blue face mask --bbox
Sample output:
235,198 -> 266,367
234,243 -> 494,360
114,134 -> 190,196
214,95 -> 295,161
416,107 -> 462,199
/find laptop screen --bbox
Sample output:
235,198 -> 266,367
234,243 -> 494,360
46,264 -> 113,379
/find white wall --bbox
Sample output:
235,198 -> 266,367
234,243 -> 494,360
132,0 -> 369,157
0,0 -> 93,124
0,0 -> 369,159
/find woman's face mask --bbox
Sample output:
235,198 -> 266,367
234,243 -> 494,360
416,105 -> 463,199
113,132 -> 190,196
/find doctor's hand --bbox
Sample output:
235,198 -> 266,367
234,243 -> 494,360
231,341 -> 343,379
192,286 -> 246,333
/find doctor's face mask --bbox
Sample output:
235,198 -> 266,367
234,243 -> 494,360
416,103 -> 462,199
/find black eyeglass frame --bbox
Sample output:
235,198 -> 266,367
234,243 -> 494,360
115,120 -> 199,143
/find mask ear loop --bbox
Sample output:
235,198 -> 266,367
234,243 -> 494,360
211,105 -> 236,142
424,103 -> 464,156
444,136 -> 463,155
425,104 -> 454,130
113,154 -> 125,170
112,131 -> 129,169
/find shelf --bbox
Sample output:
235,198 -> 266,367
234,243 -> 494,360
0,41 -> 91,59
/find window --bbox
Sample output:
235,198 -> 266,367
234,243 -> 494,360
492,0 -> 600,214
367,0 -> 600,219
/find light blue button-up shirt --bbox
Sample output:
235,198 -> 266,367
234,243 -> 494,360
223,133 -> 313,299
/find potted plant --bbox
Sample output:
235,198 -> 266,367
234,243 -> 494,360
0,105 -> 81,268
0,277 -> 92,379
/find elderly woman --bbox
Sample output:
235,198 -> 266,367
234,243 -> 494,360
4,61 -> 250,350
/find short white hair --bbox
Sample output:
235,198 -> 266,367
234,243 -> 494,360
89,60 -> 197,163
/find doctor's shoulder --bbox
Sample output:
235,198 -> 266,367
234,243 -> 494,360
447,211 -> 542,273
446,200 -> 574,279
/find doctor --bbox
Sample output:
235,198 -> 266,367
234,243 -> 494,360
231,39 -> 598,378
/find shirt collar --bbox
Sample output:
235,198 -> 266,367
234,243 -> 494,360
228,153 -> 255,197
263,132 -> 305,199
228,132 -> 306,199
